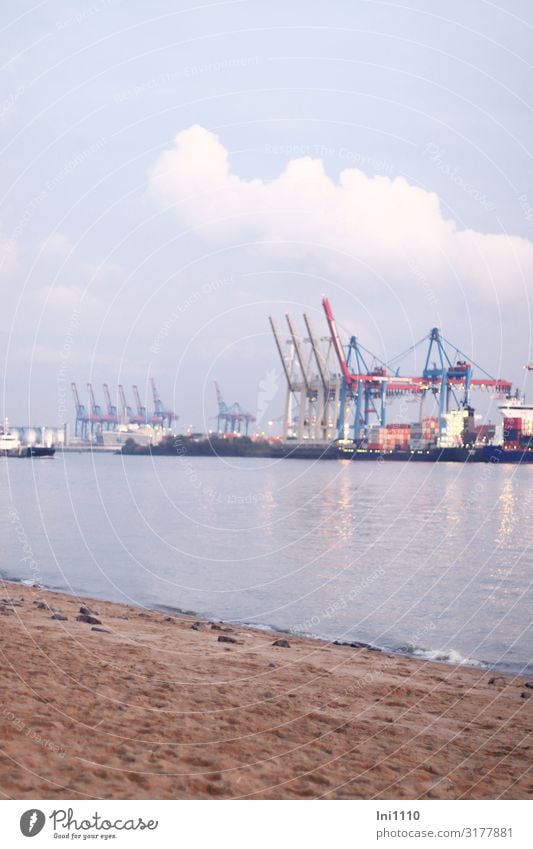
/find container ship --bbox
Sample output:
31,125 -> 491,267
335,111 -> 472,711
332,401 -> 531,462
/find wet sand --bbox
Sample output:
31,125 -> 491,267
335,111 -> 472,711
0,582 -> 531,800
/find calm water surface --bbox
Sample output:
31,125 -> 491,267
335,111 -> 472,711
1,453 -> 531,674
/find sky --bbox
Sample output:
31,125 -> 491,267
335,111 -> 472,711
1,0 -> 533,432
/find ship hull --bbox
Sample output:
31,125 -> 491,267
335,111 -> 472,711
338,447 -> 482,462
480,445 -> 533,464
18,446 -> 56,458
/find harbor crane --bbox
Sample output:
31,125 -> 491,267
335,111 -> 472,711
86,383 -> 113,433
118,385 -> 135,424
214,382 -> 256,435
102,384 -> 118,425
322,297 -> 512,441
150,378 -> 176,428
269,313 -> 341,441
72,379 -> 177,439
269,316 -> 299,437
132,385 -> 147,424
71,382 -> 88,439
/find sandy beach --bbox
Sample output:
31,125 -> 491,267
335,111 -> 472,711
0,581 -> 531,800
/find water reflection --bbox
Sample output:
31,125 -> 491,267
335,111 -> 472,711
0,455 -> 531,673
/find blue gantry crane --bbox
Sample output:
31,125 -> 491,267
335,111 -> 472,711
214,382 -> 256,435
323,297 -> 512,442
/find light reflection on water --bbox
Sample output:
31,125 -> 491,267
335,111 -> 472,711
0,454 -> 531,674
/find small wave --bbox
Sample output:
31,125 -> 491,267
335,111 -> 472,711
400,645 -> 487,668
154,603 -> 198,617
239,621 -> 282,633
1,574 -> 42,588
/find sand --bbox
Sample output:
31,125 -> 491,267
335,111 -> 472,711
0,582 -> 531,800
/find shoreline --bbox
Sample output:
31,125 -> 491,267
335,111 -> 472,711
1,576 -> 525,679
1,579 -> 531,800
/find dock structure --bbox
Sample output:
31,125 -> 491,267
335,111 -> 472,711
270,298 -> 513,448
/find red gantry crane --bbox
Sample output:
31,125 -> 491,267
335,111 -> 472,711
322,297 -> 512,441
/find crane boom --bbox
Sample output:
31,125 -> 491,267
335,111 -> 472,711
214,381 -> 226,413
303,313 -> 328,392
102,383 -> 116,416
150,377 -> 163,413
286,314 -> 311,392
87,383 -> 99,415
118,385 -> 131,420
132,385 -> 146,419
71,382 -> 82,410
322,297 -> 354,387
269,317 -> 294,391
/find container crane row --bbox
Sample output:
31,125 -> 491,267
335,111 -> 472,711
321,296 -> 512,442
71,379 -> 177,441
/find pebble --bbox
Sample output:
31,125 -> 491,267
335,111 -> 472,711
217,635 -> 237,644
91,627 -> 111,633
191,622 -> 204,631
76,615 -> 102,625
51,613 -> 68,621
520,691 -> 531,700
80,606 -> 98,616
272,639 -> 290,648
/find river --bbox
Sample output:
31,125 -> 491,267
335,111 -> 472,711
1,453 -> 531,675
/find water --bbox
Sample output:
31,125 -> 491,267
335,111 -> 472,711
1,453 -> 531,674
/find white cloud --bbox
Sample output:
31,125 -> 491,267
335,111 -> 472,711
149,124 -> 533,302
41,231 -> 73,256
0,234 -> 17,276
44,284 -> 84,307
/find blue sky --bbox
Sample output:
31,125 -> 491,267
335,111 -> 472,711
2,0 -> 532,430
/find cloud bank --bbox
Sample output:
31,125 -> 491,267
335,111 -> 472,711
149,125 -> 532,302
